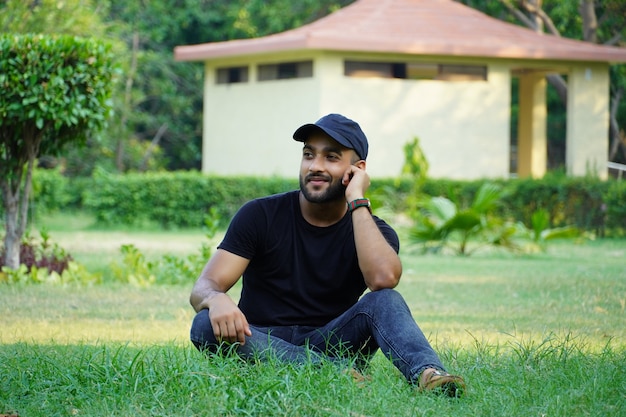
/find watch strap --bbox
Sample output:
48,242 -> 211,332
347,198 -> 371,213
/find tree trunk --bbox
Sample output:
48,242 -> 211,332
517,0 -> 569,105
1,126 -> 41,270
609,87 -> 624,161
1,179 -> 21,270
140,123 -> 168,172
116,31 -> 140,172
523,0 -> 544,32
547,74 -> 568,104
503,0 -> 625,164
579,0 -> 597,43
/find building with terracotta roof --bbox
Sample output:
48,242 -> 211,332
174,0 -> 626,179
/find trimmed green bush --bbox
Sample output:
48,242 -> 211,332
30,168 -> 72,215
82,170 -> 297,228
504,175 -> 609,234
604,180 -> 626,234
20,170 -> 626,235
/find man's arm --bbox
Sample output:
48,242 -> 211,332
343,164 -> 402,291
190,249 -> 252,344
351,207 -> 402,290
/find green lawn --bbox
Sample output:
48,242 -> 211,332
1,221 -> 625,416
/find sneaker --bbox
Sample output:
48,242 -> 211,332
418,368 -> 466,398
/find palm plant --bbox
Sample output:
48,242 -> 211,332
409,183 -> 525,255
528,208 -> 580,251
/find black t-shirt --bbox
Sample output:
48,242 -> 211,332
218,190 -> 400,327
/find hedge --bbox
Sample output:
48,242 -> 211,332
9,169 -> 626,235
82,170 -> 298,228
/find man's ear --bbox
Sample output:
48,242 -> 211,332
354,159 -> 366,170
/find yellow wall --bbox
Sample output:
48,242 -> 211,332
201,52 -> 511,179
517,73 -> 547,178
566,64 -> 610,179
202,53 -> 320,177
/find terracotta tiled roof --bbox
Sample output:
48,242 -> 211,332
174,0 -> 626,63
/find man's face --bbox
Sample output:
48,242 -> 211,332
299,133 -> 356,204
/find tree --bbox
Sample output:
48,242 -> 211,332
496,0 -> 626,164
0,34 -> 117,269
2,0 -> 360,174
102,0 -> 355,172
0,0 -> 110,38
460,0 -> 626,165
0,0 -> 133,176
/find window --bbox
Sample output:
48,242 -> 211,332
344,61 -> 487,81
437,65 -> 487,81
258,61 -> 313,81
406,63 -> 439,79
344,61 -> 406,78
216,66 -> 249,84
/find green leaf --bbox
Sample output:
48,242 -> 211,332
443,211 -> 481,233
422,196 -> 457,224
540,226 -> 580,241
471,182 -> 504,213
531,209 -> 551,239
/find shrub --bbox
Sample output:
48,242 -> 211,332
604,180 -> 626,236
31,168 -> 72,216
108,209 -> 220,286
504,174 -> 609,235
83,170 -> 297,228
0,229 -> 71,275
409,182 -> 527,255
0,229 -> 100,285
22,169 -> 626,235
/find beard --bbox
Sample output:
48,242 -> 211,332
299,173 -> 346,204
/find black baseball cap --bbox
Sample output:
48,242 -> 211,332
293,113 -> 369,160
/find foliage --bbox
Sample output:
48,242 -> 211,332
528,208 -> 581,251
0,229 -> 65,273
409,182 -> 526,255
0,33 -> 117,268
83,170 -> 297,228
21,171 -> 626,235
0,261 -> 98,285
399,137 -> 429,217
3,0 -> 623,172
110,244 -> 156,287
109,209 -> 219,286
400,137 -> 429,183
504,173 -> 609,235
19,229 -> 72,274
0,0 -> 110,38
603,180 -> 626,236
1,1 -> 358,174
0,34 -> 116,156
0,229 -> 100,285
225,0 -> 354,39
62,0 -> 355,173
29,168 -> 73,216
461,0 -> 626,166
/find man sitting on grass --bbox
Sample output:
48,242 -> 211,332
189,113 -> 465,397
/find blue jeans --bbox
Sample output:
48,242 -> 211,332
190,288 -> 445,383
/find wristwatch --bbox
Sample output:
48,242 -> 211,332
347,198 -> 371,213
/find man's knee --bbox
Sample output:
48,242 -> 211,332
361,288 -> 404,305
358,288 -> 411,316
